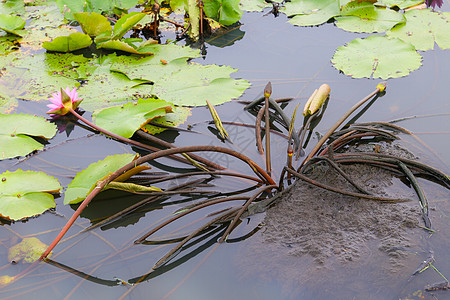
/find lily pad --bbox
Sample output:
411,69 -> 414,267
73,12 -> 112,37
56,0 -> 140,20
8,237 -> 51,263
375,0 -> 423,9
239,0 -> 272,12
0,113 -> 57,160
331,35 -> 422,79
387,9 -> 450,51
0,14 -> 25,36
335,2 -> 405,33
281,0 -> 340,26
42,32 -> 92,52
0,0 -> 25,15
203,0 -> 243,26
96,39 -> 154,55
64,154 -> 137,204
0,170 -> 61,221
92,98 -> 174,138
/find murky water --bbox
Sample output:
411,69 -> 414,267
1,6 -> 450,300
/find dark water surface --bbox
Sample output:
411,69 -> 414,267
1,6 -> 450,300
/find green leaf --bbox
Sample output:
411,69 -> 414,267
0,170 -> 61,221
335,2 -> 405,33
203,0 -> 243,26
375,0 -> 423,9
387,9 -> 450,51
142,106 -> 191,134
42,32 -> 92,52
56,0 -> 140,20
64,154 -> 136,204
112,12 -> 146,40
104,182 -> 162,193
281,0 -> 340,26
0,113 -> 57,160
0,14 -> 25,36
92,98 -> 174,138
8,238 -> 51,263
0,0 -> 25,15
73,12 -> 112,37
331,35 -> 422,79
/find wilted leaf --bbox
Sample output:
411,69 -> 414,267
42,32 -> 92,52
331,35 -> 422,79
8,238 -> 51,263
0,170 -> 61,220
281,0 -> 340,26
0,113 -> 57,159
92,98 -> 174,138
387,9 -> 450,51
335,2 -> 405,33
64,154 -> 136,204
104,182 -> 162,193
0,14 -> 25,36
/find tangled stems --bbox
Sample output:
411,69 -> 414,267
40,145 -> 276,259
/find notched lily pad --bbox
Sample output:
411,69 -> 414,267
335,2 -> 405,33
42,32 -> 92,52
281,0 -> 340,26
92,98 -> 174,138
0,170 -> 61,221
8,237 -> 51,263
387,9 -> 450,51
331,35 -> 422,79
0,113 -> 57,160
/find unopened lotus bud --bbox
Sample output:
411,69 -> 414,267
264,81 -> 272,98
303,84 -> 330,116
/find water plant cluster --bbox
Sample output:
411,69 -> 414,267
0,0 -> 449,297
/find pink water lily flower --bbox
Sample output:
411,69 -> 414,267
47,87 -> 83,115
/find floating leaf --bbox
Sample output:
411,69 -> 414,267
97,39 -> 154,55
112,12 -> 146,40
239,0 -> 272,12
56,0 -> 140,20
335,2 -> 405,33
64,154 -> 137,205
42,32 -> 92,52
203,0 -> 243,26
0,0 -> 25,15
387,9 -> 450,51
0,170 -> 61,220
8,238 -> 51,263
331,35 -> 422,79
0,14 -> 25,36
281,0 -> 340,26
92,98 -> 174,138
142,106 -> 191,134
73,12 -> 112,37
375,0 -> 423,9
0,113 -> 57,159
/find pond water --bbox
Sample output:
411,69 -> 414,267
1,4 -> 450,300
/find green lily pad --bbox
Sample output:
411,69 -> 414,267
8,237 -> 51,263
97,39 -> 154,55
92,98 -> 174,138
56,0 -> 140,21
375,0 -> 423,9
142,106 -> 191,134
0,0 -> 25,15
239,0 -> 272,12
42,32 -> 92,52
112,12 -> 146,40
331,35 -> 422,79
335,2 -> 405,33
387,9 -> 450,51
0,14 -> 25,36
64,154 -> 136,204
73,12 -> 112,37
0,113 -> 57,160
0,170 -> 61,220
203,0 -> 243,26
281,0 -> 340,26
110,48 -> 250,106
